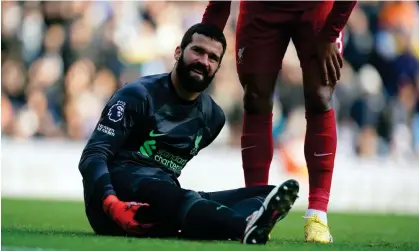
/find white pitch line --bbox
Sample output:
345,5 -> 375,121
1,246 -> 69,251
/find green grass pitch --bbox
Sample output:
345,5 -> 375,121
2,198 -> 419,251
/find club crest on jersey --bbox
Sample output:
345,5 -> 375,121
190,129 -> 203,156
107,100 -> 126,122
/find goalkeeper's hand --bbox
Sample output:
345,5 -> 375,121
103,194 -> 153,235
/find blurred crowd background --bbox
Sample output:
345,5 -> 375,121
2,1 -> 419,159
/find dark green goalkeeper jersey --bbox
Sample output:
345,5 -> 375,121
78,73 -> 225,206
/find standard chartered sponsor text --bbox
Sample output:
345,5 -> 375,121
153,149 -> 187,172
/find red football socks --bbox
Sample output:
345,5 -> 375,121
304,109 -> 337,212
241,112 -> 273,187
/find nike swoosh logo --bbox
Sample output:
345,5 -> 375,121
241,146 -> 256,151
149,130 -> 165,137
314,152 -> 333,157
216,205 -> 227,210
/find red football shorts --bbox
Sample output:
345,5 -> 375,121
235,1 -> 344,74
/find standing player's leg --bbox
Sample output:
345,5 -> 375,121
292,1 -> 343,243
236,4 -> 292,187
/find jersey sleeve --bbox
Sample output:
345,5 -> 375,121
207,104 -> 226,147
201,1 -> 232,31
78,85 -> 149,205
320,1 -> 357,42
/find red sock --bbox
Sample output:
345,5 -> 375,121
241,112 -> 273,187
304,109 -> 337,212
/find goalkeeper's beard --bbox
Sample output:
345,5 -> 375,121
176,53 -> 216,93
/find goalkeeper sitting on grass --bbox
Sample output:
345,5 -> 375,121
79,23 -> 299,245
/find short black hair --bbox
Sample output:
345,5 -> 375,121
180,23 -> 227,59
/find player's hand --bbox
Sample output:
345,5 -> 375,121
103,194 -> 154,235
315,39 -> 343,86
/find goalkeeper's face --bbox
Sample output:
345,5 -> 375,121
176,33 -> 223,93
